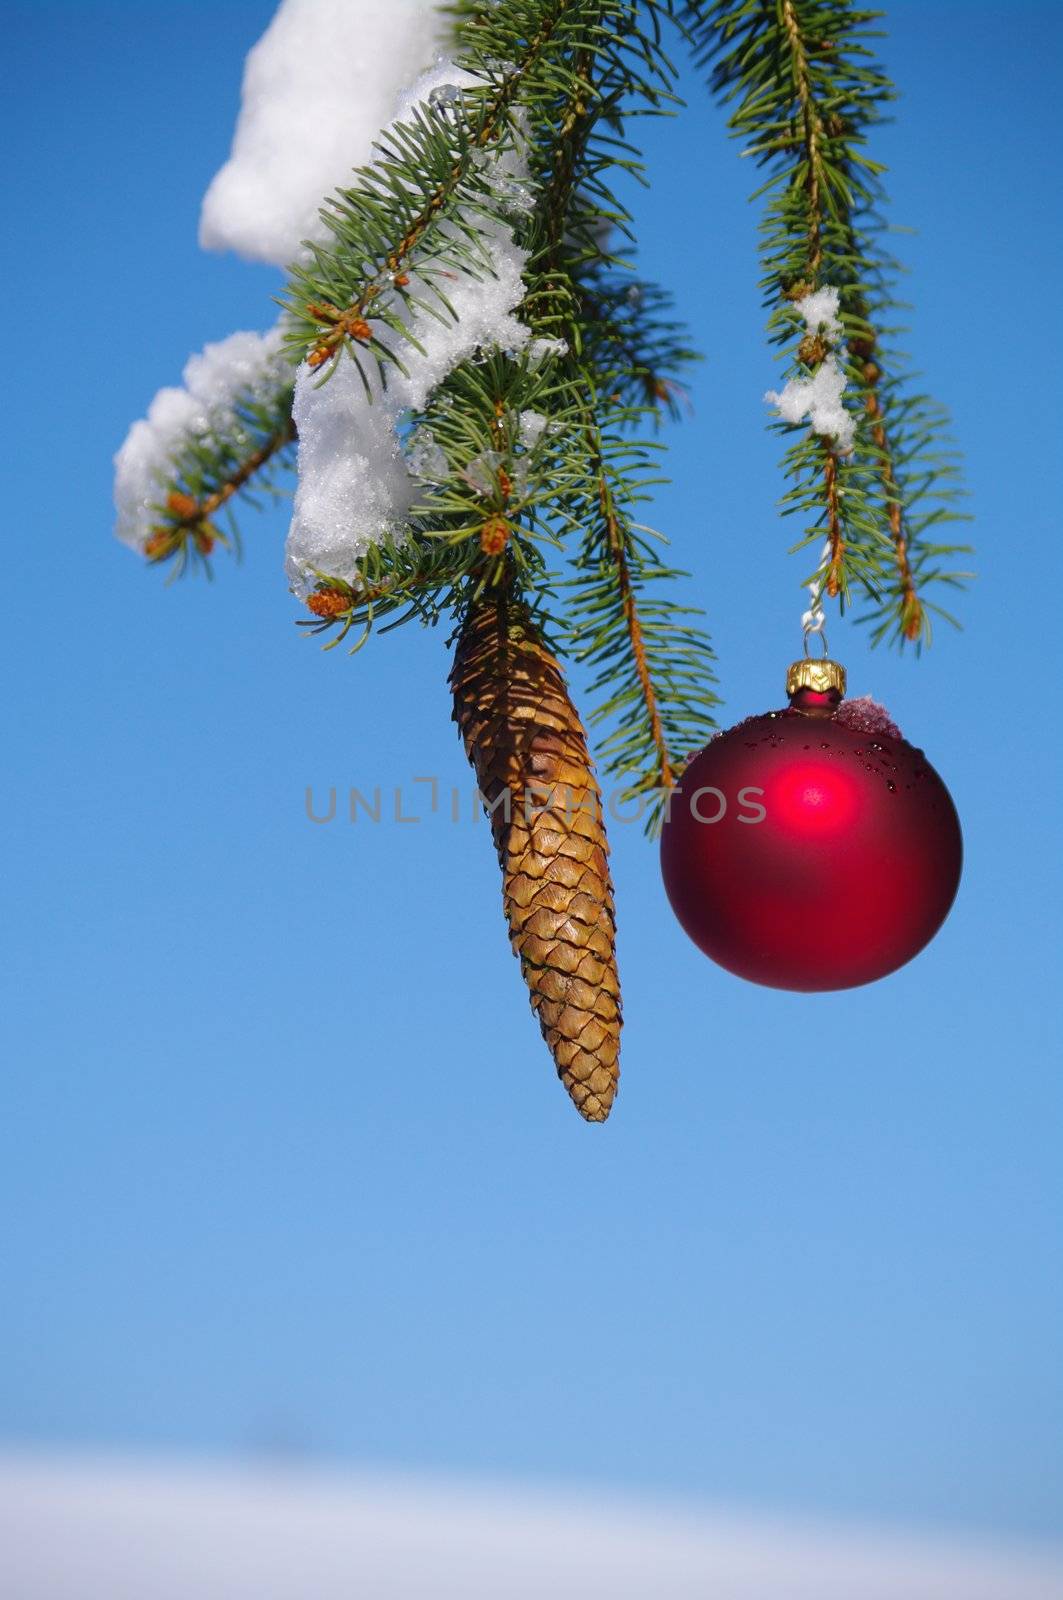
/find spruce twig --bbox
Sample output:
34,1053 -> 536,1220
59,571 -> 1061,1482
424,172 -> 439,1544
282,0 -> 579,373
517,8 -> 718,812
141,382 -> 297,576
687,0 -> 971,646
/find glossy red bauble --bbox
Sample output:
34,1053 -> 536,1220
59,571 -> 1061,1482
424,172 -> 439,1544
660,678 -> 962,991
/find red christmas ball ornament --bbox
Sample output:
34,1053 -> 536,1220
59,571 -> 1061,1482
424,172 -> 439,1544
660,657 -> 962,991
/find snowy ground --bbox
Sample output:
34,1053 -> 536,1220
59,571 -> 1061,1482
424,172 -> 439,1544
2,1456 -> 1061,1600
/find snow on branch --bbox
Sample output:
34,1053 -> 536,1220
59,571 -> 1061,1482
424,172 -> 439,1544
284,63 -> 538,596
764,285 -> 855,454
199,0 -> 449,267
114,328 -> 291,554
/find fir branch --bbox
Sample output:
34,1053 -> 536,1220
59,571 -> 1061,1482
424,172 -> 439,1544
281,0 -> 577,373
584,416 -> 681,791
580,278 -> 697,420
141,380 -> 296,577
298,532 -> 477,650
508,10 -> 718,808
822,438 -> 843,595
164,415 -> 296,528
299,347 -> 569,645
687,0 -> 971,647
129,1 -> 583,578
299,0 -> 717,797
133,0 -> 720,792
563,388 -> 719,812
777,0 -> 826,276
854,319 -> 917,630
576,412 -> 685,793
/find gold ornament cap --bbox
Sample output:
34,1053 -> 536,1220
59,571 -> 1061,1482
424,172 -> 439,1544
786,657 -> 847,697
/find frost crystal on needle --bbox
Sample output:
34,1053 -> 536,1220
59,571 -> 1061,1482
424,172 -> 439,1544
517,410 -> 549,450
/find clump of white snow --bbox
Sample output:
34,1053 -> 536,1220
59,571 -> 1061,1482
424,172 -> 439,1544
114,328 -> 290,551
284,62 -> 536,596
768,358 -> 853,451
765,285 -> 856,453
792,285 -> 844,344
288,355 -> 415,587
199,0 -> 449,267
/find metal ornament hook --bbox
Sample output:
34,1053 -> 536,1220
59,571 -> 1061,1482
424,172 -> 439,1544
803,625 -> 830,660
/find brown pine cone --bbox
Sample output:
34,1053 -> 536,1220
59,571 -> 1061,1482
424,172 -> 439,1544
450,590 -> 621,1122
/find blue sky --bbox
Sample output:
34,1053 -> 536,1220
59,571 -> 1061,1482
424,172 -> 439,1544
1,0 -> 1060,1549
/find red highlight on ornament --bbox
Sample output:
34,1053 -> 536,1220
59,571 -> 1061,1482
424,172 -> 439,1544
660,668 -> 962,991
771,760 -> 862,836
